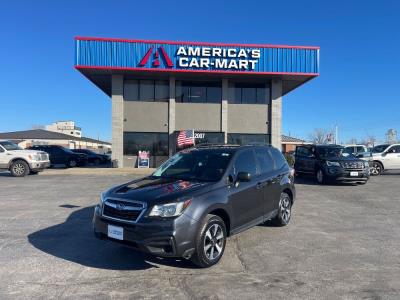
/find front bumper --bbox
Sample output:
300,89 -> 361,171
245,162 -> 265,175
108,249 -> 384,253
92,205 -> 198,258
324,166 -> 370,182
29,161 -> 50,171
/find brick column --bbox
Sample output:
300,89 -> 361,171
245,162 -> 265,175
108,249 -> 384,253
270,79 -> 282,150
168,76 -> 176,156
221,78 -> 228,143
111,74 -> 124,167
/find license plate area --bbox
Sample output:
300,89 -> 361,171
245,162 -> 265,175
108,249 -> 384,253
108,225 -> 123,240
350,171 -> 359,177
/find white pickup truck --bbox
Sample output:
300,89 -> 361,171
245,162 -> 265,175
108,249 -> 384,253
0,140 -> 50,177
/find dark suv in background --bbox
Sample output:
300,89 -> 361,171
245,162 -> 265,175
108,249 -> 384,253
294,144 -> 370,184
71,149 -> 110,165
28,145 -> 88,168
93,144 -> 295,268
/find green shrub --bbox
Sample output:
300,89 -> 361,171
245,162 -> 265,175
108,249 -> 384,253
284,153 -> 295,167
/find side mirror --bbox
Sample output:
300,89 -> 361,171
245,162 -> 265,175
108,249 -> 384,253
237,171 -> 251,182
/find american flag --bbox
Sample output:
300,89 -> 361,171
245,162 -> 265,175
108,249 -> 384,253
177,130 -> 194,147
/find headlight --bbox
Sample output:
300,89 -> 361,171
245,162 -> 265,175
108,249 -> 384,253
326,161 -> 340,167
99,192 -> 106,206
149,199 -> 192,218
28,154 -> 41,161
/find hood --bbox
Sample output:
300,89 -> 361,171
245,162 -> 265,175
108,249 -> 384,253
321,156 -> 363,162
105,176 -> 214,205
8,149 -> 46,155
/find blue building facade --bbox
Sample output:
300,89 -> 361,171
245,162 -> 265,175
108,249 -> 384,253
75,37 -> 319,167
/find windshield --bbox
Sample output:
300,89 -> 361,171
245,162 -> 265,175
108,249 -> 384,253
0,141 -> 22,151
372,144 -> 390,153
317,146 -> 348,158
153,149 -> 234,182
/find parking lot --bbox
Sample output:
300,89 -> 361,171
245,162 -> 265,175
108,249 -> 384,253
0,171 -> 399,299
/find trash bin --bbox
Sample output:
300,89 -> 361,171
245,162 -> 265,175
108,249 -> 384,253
112,159 -> 118,168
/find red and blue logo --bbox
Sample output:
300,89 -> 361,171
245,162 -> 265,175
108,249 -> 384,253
139,46 -> 173,68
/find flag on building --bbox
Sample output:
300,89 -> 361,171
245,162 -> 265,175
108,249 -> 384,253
177,130 -> 195,147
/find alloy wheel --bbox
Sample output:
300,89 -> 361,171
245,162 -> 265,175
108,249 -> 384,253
203,224 -> 225,260
317,170 -> 324,183
370,163 -> 381,175
13,163 -> 25,176
279,194 -> 291,224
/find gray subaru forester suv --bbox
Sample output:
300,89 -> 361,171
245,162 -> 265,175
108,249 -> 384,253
93,144 -> 295,267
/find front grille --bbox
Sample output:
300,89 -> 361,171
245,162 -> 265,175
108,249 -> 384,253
340,161 -> 364,169
102,199 -> 146,223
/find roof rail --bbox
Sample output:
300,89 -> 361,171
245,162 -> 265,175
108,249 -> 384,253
193,143 -> 240,148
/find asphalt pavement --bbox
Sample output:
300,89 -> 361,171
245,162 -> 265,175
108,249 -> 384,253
0,171 -> 399,299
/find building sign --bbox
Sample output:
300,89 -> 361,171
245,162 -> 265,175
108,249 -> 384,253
137,151 -> 150,168
75,37 -> 320,75
176,47 -> 260,70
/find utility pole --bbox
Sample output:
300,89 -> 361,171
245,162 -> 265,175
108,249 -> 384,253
335,125 -> 339,144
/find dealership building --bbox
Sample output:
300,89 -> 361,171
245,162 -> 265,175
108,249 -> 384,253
75,37 -> 319,167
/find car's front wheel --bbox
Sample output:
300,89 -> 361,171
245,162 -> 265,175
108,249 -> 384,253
370,161 -> 383,176
191,214 -> 227,268
272,192 -> 292,226
10,160 -> 30,177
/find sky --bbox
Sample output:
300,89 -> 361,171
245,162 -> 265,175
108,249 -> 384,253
0,0 -> 399,143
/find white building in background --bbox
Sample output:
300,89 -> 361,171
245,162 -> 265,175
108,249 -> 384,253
45,121 -> 82,137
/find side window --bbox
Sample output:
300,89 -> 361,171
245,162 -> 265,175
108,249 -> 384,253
296,146 -> 311,157
233,150 -> 257,177
390,146 -> 400,153
270,148 -> 288,170
0,146 -> 4,153
255,148 -> 274,174
356,146 -> 365,153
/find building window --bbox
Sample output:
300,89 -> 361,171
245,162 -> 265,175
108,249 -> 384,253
227,133 -> 270,145
228,82 -> 270,104
124,80 -> 169,102
176,81 -> 221,103
123,132 -> 168,156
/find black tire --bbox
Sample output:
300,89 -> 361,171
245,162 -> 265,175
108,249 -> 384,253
94,158 -> 101,166
272,192 -> 292,226
68,159 -> 78,168
10,160 -> 30,177
370,161 -> 383,176
191,214 -> 227,268
316,169 -> 326,184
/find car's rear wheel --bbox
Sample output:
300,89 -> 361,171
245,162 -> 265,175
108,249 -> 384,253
316,169 -> 326,184
191,214 -> 226,268
94,158 -> 101,166
370,161 -> 383,176
272,192 -> 292,226
68,159 -> 77,168
10,160 -> 30,177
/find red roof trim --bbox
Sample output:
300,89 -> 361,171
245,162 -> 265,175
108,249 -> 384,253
75,36 -> 320,50
75,65 -> 319,77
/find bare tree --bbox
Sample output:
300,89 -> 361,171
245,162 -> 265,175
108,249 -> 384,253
309,128 -> 330,144
365,134 -> 377,147
347,138 -> 358,145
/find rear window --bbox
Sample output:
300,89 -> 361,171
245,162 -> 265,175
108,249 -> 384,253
255,147 -> 274,174
269,148 -> 288,170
